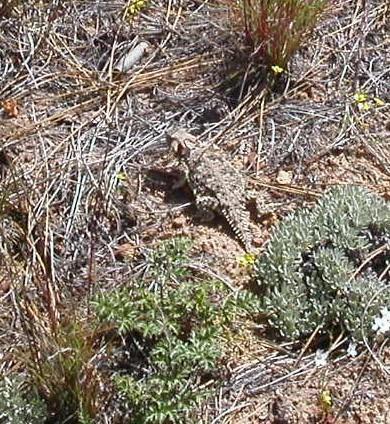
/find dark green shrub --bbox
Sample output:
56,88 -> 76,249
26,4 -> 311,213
254,186 -> 390,341
94,238 -> 259,423
141,237 -> 192,286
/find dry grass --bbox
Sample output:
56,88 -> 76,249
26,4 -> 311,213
0,0 -> 389,422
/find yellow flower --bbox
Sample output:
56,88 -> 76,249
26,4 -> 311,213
116,172 -> 127,181
354,92 -> 368,103
357,101 -> 371,111
373,97 -> 385,107
237,253 -> 256,267
125,0 -> 147,19
271,65 -> 284,75
319,389 -> 332,411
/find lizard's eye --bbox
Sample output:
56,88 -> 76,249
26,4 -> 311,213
171,140 -> 190,158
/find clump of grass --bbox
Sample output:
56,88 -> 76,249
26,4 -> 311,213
25,318 -> 103,423
239,0 -> 328,69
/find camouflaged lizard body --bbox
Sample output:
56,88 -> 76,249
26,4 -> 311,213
167,129 -> 252,251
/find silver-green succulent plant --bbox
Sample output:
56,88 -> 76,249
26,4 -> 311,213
255,185 -> 390,341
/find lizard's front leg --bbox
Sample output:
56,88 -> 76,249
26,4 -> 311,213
194,195 -> 218,222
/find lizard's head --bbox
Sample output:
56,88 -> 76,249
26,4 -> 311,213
166,128 -> 197,160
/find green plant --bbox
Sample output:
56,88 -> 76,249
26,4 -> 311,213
26,318 -> 102,423
94,238 -> 260,423
0,375 -> 47,424
136,237 -> 192,287
123,0 -> 149,22
254,185 -> 390,341
239,0 -> 328,68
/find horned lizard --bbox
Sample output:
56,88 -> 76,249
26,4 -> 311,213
167,128 -> 253,251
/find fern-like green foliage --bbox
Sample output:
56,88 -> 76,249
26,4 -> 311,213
94,238 -> 259,423
254,186 -> 390,341
144,237 -> 192,285
0,376 -> 47,424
